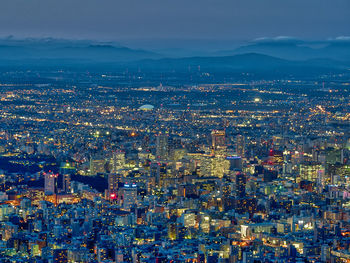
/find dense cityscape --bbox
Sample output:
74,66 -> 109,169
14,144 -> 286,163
0,0 -> 349,262
0,67 -> 349,262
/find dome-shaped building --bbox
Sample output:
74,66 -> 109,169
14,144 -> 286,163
138,104 -> 154,111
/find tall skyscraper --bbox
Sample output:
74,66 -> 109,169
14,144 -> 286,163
44,172 -> 58,195
150,162 -> 161,183
108,173 -> 122,200
236,135 -> 245,158
150,161 -> 168,186
123,184 -> 137,210
156,134 -> 169,160
211,130 -> 226,151
89,155 -> 107,175
62,174 -> 71,193
235,172 -> 246,197
110,150 -> 125,173
211,130 -> 228,177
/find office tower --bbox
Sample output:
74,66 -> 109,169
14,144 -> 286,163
210,130 -> 228,177
168,222 -> 177,240
110,150 -> 125,173
150,161 -> 168,186
327,164 -> 350,184
236,135 -> 245,158
326,148 -> 345,183
178,184 -> 196,197
189,153 -> 212,177
44,172 -> 57,195
156,134 -> 169,159
89,155 -> 107,175
123,184 -> 137,210
299,162 -> 325,183
62,174 -> 71,193
108,173 -> 121,200
150,161 -> 161,184
211,130 -> 226,151
200,214 -> 210,233
211,155 -> 229,178
169,137 -> 184,161
235,172 -> 246,197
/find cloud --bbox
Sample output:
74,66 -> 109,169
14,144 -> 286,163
252,36 -> 300,43
329,36 -> 350,41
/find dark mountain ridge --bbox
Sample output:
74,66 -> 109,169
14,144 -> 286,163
0,38 -> 349,80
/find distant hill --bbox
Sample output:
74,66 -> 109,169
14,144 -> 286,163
213,39 -> 350,61
0,38 -> 349,79
133,53 -> 287,71
132,53 -> 350,74
0,38 -> 161,62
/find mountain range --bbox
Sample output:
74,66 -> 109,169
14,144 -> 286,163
213,38 -> 350,61
0,38 -> 160,62
0,37 -> 349,77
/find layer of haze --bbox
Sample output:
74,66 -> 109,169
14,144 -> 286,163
0,0 -> 349,49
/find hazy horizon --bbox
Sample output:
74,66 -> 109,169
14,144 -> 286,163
1,35 -> 350,52
1,0 -> 349,49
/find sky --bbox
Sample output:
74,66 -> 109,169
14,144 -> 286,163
0,0 -> 349,48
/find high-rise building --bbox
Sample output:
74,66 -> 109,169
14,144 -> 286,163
123,184 -> 137,210
299,162 -> 324,183
235,172 -> 246,197
89,156 -> 107,175
325,148 -> 345,183
211,155 -> 229,178
211,130 -> 226,151
188,153 -> 212,177
236,135 -> 245,158
210,130 -> 228,177
156,134 -> 169,159
150,161 -> 168,186
110,150 -> 125,173
62,174 -> 71,193
44,172 -> 58,195
327,164 -> 350,184
150,161 -> 161,185
168,222 -> 177,240
108,173 -> 122,200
